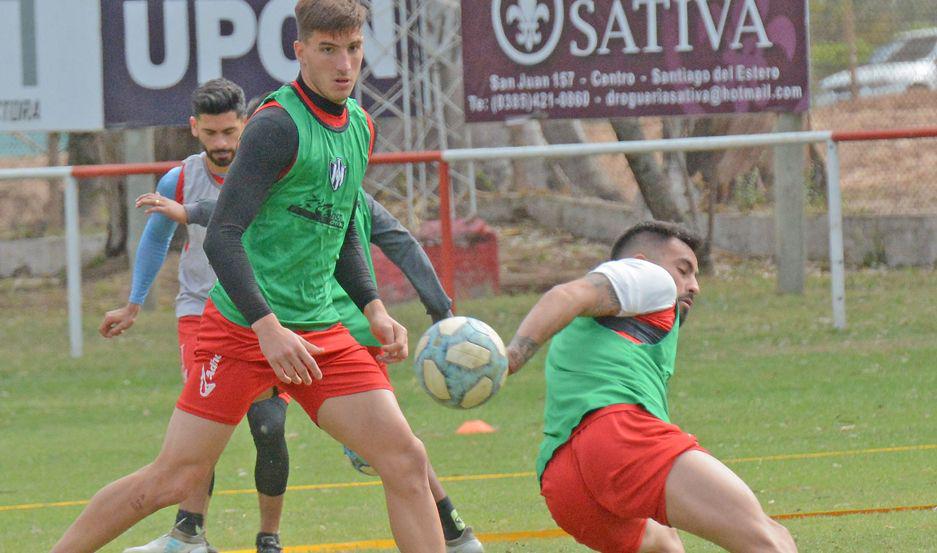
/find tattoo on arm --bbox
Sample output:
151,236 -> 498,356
507,335 -> 540,372
583,273 -> 622,317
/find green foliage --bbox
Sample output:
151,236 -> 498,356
1,265 -> 936,551
809,0 -> 937,80
731,168 -> 768,211
811,41 -> 876,80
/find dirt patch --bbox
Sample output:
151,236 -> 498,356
496,221 -> 609,293
811,89 -> 937,214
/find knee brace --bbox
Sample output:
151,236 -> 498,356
247,396 -> 289,496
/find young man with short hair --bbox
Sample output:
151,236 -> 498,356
52,2 -> 444,552
506,221 -> 797,553
100,78 -> 290,553
141,186 -> 485,553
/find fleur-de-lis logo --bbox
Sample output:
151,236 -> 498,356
506,0 -> 551,52
492,0 -> 564,66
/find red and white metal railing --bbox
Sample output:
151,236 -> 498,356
3,127 -> 936,357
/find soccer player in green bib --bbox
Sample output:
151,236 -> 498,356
141,186 -> 486,553
506,221 -> 797,553
51,1 -> 445,552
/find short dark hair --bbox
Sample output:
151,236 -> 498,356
191,78 -> 246,118
245,91 -> 276,117
295,0 -> 368,41
610,220 -> 702,260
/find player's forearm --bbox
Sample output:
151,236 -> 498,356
128,219 -> 175,304
335,216 -> 380,310
507,284 -> 591,370
389,241 -> 451,319
368,195 -> 451,318
362,298 -> 388,321
184,198 -> 216,227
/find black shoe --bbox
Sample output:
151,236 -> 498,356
256,533 -> 282,553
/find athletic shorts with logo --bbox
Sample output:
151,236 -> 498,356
176,300 -> 392,425
177,315 -> 202,382
540,404 -> 706,553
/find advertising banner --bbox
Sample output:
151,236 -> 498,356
0,0 -> 103,131
102,0 -> 406,127
461,0 -> 810,122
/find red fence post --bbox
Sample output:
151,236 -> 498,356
438,161 -> 456,306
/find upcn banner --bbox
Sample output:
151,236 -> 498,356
461,0 -> 809,122
102,0 -> 405,127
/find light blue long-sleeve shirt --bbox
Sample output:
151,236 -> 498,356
128,168 -> 181,305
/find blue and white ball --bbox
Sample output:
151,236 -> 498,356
414,316 -> 509,409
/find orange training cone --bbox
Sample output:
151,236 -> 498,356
456,419 -> 496,435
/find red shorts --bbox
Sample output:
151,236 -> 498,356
176,301 -> 392,425
540,404 -> 706,553
365,345 -> 389,378
177,315 -> 202,382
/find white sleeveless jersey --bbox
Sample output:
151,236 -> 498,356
174,153 -> 222,318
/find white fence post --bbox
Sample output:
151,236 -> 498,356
825,140 -> 847,330
64,174 -> 84,357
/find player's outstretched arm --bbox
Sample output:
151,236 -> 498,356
366,193 -> 452,321
506,273 -> 621,373
100,168 -> 181,338
334,205 -> 409,362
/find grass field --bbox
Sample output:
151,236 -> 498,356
1,262 -> 935,552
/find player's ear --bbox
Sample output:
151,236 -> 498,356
189,116 -> 198,138
633,253 -> 647,261
293,40 -> 305,65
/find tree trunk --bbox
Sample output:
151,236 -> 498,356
102,131 -> 127,257
506,119 -> 548,193
610,118 -> 685,223
45,133 -> 64,231
154,126 -> 198,162
66,132 -> 106,219
540,119 -> 624,201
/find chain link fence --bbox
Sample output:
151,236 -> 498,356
811,0 -> 937,217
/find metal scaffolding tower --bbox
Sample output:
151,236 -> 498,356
357,0 -> 475,225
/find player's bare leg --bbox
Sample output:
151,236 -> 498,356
258,493 -> 284,533
664,450 -> 797,552
318,389 -> 444,553
51,410 -> 236,553
425,463 -> 484,552
637,519 -> 684,553
427,463 -> 447,501
177,476 -> 212,520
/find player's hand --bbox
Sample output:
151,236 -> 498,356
99,303 -> 141,338
135,192 -> 187,224
252,314 -> 324,385
364,301 -> 408,363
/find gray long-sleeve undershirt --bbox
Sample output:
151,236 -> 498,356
190,192 -> 452,322
201,106 -> 378,326
365,194 -> 452,321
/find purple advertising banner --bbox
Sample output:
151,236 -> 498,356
102,0 -> 408,128
461,0 -> 809,122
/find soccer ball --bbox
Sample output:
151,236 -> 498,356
413,316 -> 509,409
343,445 -> 378,476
